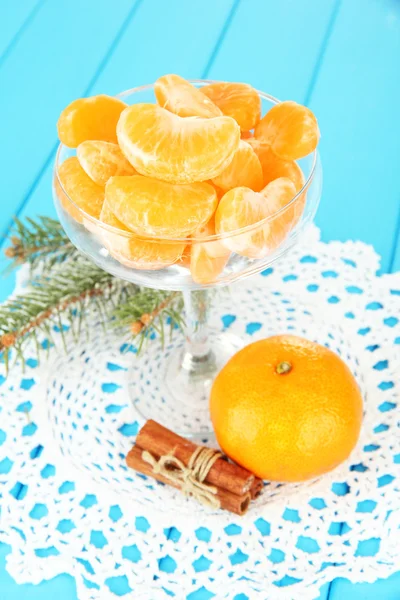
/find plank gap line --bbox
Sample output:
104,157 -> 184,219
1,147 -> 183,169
388,198 -> 400,273
304,6 -> 345,598
0,0 -> 47,69
201,0 -> 242,78
304,0 -> 342,107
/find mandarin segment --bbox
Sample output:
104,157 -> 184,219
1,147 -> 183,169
247,140 -> 304,190
215,177 -> 296,258
117,103 -> 240,184
248,140 -> 307,225
57,157 -> 104,222
212,140 -> 263,192
125,238 -> 184,270
206,181 -> 225,199
57,95 -> 127,148
155,74 -> 222,118
201,82 -> 261,131
260,177 -> 299,249
99,199 -> 184,270
190,218 -> 230,284
99,197 -> 129,230
254,100 -> 319,160
77,141 -> 136,186
105,175 -> 218,237
177,245 -> 192,268
215,186 -> 269,258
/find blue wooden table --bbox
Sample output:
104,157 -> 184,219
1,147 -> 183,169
0,1 -> 399,598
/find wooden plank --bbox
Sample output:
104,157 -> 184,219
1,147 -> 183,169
308,0 -> 400,273
390,218 -> 400,272
0,543 -> 77,600
330,573 -> 400,600
312,2 -> 400,597
204,0 -> 338,101
0,0 -> 44,62
0,0 -> 136,241
90,0 -> 237,94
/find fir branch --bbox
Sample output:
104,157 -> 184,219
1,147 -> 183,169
112,289 -> 184,350
1,214 -> 185,370
0,256 -> 133,367
4,216 -> 78,271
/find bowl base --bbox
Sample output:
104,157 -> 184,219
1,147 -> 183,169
129,329 -> 243,438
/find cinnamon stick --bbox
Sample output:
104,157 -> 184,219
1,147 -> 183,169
135,420 -> 255,496
250,477 -> 264,499
127,445 -> 251,516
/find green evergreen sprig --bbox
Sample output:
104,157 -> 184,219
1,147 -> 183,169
0,256 -> 126,370
113,289 -> 184,353
1,216 -> 183,371
4,216 -> 78,271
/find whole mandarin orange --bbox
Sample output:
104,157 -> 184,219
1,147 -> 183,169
210,335 -> 363,482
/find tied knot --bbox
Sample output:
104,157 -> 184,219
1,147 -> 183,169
142,446 -> 223,509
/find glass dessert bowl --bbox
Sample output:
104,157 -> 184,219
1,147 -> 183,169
53,81 -> 322,436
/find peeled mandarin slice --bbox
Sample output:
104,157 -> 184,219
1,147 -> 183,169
155,74 -> 222,118
247,140 -> 307,224
247,139 -> 304,190
215,186 -> 268,258
177,245 -> 192,268
57,95 -> 127,148
212,140 -> 263,192
190,218 -> 230,284
117,103 -> 240,184
123,238 -> 185,271
99,199 -> 184,270
201,82 -> 261,131
206,181 -> 225,199
105,175 -> 218,237
241,130 -> 254,140
100,197 -> 130,232
260,177 -> 299,249
215,177 -> 296,258
77,141 -> 136,186
56,157 -> 104,222
254,101 -> 319,160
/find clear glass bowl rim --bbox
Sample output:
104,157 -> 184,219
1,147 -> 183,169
54,79 -> 319,244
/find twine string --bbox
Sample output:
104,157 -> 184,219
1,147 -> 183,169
142,446 -> 223,509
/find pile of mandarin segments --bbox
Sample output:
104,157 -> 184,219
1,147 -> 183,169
56,74 -> 320,284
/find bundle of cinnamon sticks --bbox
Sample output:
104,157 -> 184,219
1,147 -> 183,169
126,420 -> 263,515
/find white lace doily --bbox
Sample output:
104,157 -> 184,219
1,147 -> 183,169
1,226 -> 399,600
